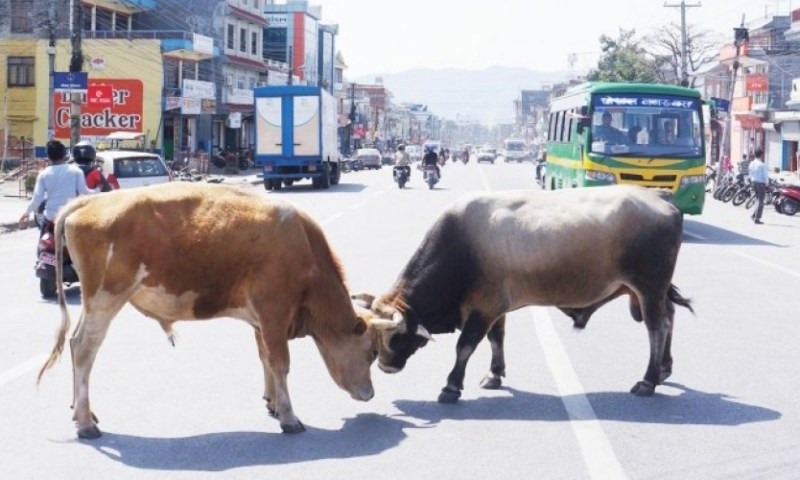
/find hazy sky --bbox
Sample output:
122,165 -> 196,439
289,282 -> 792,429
314,0 -> 792,77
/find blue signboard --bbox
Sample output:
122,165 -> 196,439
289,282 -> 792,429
593,94 -> 699,110
54,72 -> 88,92
710,97 -> 730,113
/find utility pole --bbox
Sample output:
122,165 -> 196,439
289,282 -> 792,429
287,46 -> 293,86
664,1 -> 702,87
347,83 -> 356,155
717,15 -> 749,185
46,1 -> 56,142
69,0 -> 84,148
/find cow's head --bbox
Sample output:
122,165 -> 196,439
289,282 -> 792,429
314,311 -> 380,402
352,293 -> 432,374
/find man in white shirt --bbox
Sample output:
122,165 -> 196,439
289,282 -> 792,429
19,140 -> 90,230
748,148 -> 768,225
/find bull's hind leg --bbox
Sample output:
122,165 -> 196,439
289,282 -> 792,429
70,300 -> 126,439
439,311 -> 493,404
253,329 -> 277,418
479,315 -> 506,390
630,293 -> 669,397
659,299 -> 676,383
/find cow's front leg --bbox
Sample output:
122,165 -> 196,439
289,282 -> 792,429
479,315 -> 506,390
253,329 -> 277,417
630,297 -> 667,396
261,333 -> 304,433
439,311 -> 492,404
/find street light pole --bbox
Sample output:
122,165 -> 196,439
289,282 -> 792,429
46,1 -> 56,142
717,15 -> 748,186
69,0 -> 84,149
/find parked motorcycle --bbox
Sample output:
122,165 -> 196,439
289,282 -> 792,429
774,184 -> 800,216
36,222 -> 78,299
424,165 -> 439,190
393,166 -> 410,189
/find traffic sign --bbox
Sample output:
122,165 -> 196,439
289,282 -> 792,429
711,97 -> 730,113
54,72 -> 88,92
88,84 -> 113,106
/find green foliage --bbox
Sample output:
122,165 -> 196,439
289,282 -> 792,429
588,29 -> 657,84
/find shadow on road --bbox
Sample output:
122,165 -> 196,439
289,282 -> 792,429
82,413 -> 417,470
683,219 -> 783,246
268,182 -> 368,194
394,383 -> 780,427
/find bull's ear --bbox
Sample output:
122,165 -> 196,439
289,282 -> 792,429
351,292 -> 375,309
353,320 -> 368,336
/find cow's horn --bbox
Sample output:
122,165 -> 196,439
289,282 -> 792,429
416,324 -> 432,340
351,292 -> 376,310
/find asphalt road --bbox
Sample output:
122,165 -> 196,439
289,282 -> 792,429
2,158 -> 799,479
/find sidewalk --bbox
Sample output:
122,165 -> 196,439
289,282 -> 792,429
0,170 -> 263,235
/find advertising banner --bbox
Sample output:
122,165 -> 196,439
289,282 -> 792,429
87,84 -> 113,107
746,74 -> 768,93
183,79 -> 216,99
54,78 -> 143,137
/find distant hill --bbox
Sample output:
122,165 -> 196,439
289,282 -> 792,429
355,66 -> 570,124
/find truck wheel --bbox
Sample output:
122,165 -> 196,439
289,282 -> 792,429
264,179 -> 272,190
330,163 -> 341,185
319,162 -> 331,189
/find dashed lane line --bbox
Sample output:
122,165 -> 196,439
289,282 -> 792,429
531,307 -> 628,480
727,249 -> 800,279
0,354 -> 48,388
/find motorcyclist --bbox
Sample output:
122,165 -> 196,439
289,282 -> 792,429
422,145 -> 441,179
393,144 -> 412,182
72,141 -> 115,192
19,140 -> 90,232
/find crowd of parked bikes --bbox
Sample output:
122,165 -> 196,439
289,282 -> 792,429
706,165 -> 800,216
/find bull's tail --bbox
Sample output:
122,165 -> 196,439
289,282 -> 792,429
37,199 -> 85,383
667,284 -> 694,314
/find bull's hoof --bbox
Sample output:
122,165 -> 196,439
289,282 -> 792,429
280,421 -> 306,434
479,374 -> 503,390
658,368 -> 672,383
437,387 -> 461,404
77,424 -> 102,440
630,380 -> 656,397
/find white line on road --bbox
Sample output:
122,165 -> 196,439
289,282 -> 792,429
727,249 -> 800,279
350,200 -> 368,210
683,230 -> 707,241
531,307 -> 628,480
0,354 -> 47,388
321,212 -> 343,225
478,165 -> 491,192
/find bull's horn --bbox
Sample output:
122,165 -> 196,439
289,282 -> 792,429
351,292 -> 375,309
369,318 -> 401,330
416,324 -> 432,340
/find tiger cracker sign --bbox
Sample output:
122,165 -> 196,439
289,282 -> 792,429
54,79 -> 143,137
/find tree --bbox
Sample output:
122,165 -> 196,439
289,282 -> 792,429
645,23 -> 722,87
587,29 -> 657,83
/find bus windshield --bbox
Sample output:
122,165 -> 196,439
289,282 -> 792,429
505,141 -> 525,151
590,93 -> 703,158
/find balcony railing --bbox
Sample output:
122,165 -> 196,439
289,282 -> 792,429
83,29 -> 199,42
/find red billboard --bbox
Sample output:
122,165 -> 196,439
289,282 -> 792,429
746,74 -> 768,93
87,84 -> 113,106
54,78 -> 143,138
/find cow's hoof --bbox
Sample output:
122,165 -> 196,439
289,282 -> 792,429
437,387 -> 461,404
77,424 -> 102,440
280,421 -> 306,434
479,374 -> 503,390
630,380 -> 656,396
266,406 -> 278,418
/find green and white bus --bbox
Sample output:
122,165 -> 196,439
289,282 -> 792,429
544,82 -> 706,214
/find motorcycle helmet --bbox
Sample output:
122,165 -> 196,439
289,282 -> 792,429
397,144 -> 405,151
72,141 -> 97,165
424,145 -> 434,154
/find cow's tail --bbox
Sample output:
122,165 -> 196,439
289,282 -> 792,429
667,284 -> 694,314
37,199 -> 83,383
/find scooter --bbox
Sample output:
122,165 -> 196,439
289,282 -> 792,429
424,165 -> 439,190
393,165 -> 409,189
36,222 -> 78,299
774,184 -> 800,216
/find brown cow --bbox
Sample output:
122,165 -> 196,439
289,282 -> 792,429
38,182 -> 379,438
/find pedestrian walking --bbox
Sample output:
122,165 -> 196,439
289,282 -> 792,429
748,148 -> 768,225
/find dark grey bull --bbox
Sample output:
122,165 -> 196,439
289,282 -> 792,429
355,185 -> 693,403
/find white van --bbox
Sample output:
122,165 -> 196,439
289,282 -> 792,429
502,139 -> 529,163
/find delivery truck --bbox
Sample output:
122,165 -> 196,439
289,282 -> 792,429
254,85 -> 342,190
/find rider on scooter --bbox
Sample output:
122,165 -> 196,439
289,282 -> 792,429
423,145 -> 441,178
73,141 -> 116,192
394,144 -> 412,182
19,140 -> 90,232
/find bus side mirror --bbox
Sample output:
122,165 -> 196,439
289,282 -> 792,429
576,106 -> 590,134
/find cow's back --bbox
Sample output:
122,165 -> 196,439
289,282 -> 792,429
63,183 -> 317,320
449,186 -> 683,307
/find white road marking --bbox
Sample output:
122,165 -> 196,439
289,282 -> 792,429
727,249 -> 800,279
321,212 -> 343,225
0,354 -> 48,388
683,230 -> 707,241
478,164 -> 492,192
350,200 -> 368,210
531,307 -> 628,480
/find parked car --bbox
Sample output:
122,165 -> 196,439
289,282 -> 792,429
96,150 -> 172,188
354,148 -> 382,169
476,147 -> 497,164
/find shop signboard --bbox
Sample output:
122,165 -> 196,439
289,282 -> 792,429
746,74 -> 768,93
54,78 -> 143,137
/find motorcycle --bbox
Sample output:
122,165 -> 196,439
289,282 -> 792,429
393,165 -> 410,189
424,165 -> 439,190
774,184 -> 800,216
36,222 -> 78,299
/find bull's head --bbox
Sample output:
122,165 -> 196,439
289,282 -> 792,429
352,293 -> 432,374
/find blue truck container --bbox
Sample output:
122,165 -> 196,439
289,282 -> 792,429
253,85 -> 342,190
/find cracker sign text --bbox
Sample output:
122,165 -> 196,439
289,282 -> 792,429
54,79 -> 144,137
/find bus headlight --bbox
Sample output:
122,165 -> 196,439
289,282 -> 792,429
585,170 -> 616,183
679,175 -> 705,187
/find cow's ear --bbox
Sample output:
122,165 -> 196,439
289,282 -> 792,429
351,292 -> 375,309
353,320 -> 368,336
